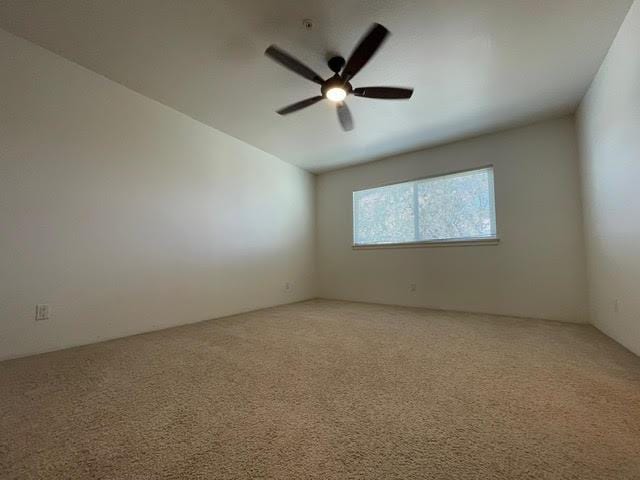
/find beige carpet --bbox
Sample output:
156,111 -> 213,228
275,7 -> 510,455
1,300 -> 639,479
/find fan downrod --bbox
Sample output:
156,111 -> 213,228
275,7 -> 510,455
328,56 -> 346,74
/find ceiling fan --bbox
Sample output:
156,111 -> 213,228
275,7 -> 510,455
265,23 -> 414,132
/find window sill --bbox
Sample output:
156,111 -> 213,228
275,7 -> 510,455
352,238 -> 500,250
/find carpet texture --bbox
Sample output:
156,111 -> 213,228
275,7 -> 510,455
1,299 -> 639,479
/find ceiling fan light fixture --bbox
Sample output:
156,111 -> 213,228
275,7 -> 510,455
265,23 -> 414,131
326,87 -> 347,102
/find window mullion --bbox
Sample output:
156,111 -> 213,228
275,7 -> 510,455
413,182 -> 420,242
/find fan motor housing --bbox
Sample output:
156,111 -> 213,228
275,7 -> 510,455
321,74 -> 353,98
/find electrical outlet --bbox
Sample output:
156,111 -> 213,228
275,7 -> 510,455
614,299 -> 620,314
285,282 -> 292,292
35,304 -> 50,321
410,283 -> 417,292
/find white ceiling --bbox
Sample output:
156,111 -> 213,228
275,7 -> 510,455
0,0 -> 632,172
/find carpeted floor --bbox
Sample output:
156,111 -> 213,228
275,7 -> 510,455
1,300 -> 639,479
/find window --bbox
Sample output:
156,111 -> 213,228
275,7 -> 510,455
353,167 -> 497,247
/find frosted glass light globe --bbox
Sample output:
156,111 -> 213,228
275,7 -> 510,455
326,87 -> 347,102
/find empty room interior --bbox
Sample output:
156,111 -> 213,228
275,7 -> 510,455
1,1 -> 640,478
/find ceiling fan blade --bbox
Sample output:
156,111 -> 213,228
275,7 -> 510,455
353,87 -> 414,99
337,102 -> 354,131
265,46 -> 324,85
342,23 -> 389,82
277,96 -> 324,115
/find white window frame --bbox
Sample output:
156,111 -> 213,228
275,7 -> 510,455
352,166 -> 499,249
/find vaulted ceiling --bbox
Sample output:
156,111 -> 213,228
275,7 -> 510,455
0,0 -> 633,172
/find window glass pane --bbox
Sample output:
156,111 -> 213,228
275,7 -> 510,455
353,167 -> 496,246
417,169 -> 495,241
353,183 -> 415,245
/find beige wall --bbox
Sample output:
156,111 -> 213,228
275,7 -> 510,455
0,29 -> 316,360
577,0 -> 640,355
317,118 -> 588,323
